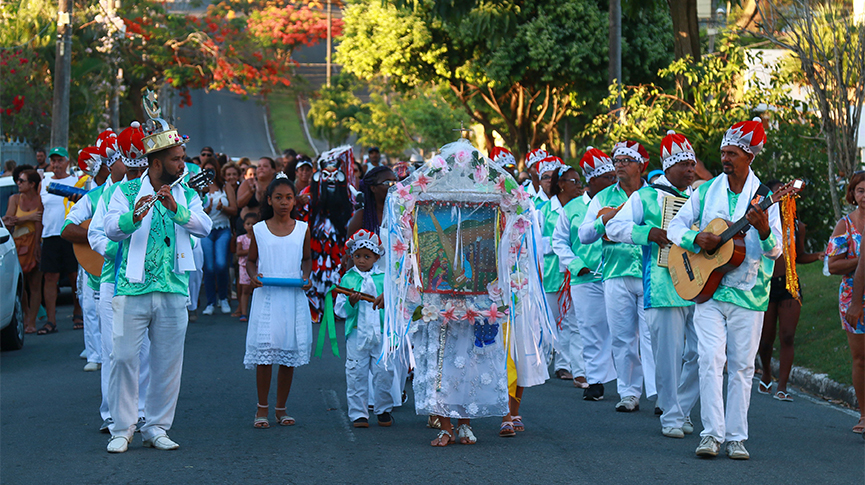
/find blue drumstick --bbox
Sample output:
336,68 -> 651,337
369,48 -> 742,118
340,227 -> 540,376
258,277 -> 308,287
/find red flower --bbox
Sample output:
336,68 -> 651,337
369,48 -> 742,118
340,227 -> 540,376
19,58 -> 28,64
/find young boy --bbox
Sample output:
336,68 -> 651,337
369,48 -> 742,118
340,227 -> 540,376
335,229 -> 394,428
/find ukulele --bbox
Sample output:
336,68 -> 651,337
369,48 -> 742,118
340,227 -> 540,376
668,179 -> 803,303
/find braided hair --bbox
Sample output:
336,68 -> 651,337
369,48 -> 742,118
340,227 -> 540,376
360,165 -> 395,234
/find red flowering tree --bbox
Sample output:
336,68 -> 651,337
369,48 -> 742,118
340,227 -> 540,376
247,3 -> 341,70
0,49 -> 53,148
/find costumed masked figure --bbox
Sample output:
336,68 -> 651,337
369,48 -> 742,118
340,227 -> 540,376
381,137 -> 553,445
299,145 -> 357,323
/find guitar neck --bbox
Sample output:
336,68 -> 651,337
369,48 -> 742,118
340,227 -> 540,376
716,193 -> 776,245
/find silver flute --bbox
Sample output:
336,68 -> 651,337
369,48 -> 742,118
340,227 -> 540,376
133,169 -> 188,218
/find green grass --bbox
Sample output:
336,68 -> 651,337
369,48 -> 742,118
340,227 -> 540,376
787,262 -> 852,386
266,91 -> 314,156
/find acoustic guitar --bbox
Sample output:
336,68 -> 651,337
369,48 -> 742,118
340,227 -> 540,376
667,179 -> 803,303
73,219 -> 104,277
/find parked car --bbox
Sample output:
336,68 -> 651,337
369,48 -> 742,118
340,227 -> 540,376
0,217 -> 24,350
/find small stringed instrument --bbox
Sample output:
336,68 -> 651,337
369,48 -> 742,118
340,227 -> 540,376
598,203 -> 625,241
668,179 -> 803,303
72,219 -> 104,277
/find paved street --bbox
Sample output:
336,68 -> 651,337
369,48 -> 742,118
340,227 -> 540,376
2,300 -> 863,484
170,89 -> 278,160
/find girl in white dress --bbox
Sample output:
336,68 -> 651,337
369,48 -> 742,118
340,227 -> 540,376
244,176 -> 312,428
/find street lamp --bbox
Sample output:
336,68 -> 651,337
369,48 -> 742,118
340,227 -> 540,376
708,7 -> 727,54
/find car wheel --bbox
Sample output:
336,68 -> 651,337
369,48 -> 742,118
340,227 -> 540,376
0,286 -> 24,351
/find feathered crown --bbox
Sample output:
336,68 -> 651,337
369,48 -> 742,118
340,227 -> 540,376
721,117 -> 765,157
117,121 -> 148,168
611,140 -> 649,171
579,147 -> 614,181
141,89 -> 188,155
95,129 -> 120,167
346,229 -> 384,256
660,130 -> 696,171
525,148 -> 549,169
77,146 -> 104,176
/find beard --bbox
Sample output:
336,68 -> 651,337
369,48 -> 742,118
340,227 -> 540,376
160,164 -> 179,185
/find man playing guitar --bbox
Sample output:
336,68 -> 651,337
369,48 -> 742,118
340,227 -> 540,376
668,118 -> 782,460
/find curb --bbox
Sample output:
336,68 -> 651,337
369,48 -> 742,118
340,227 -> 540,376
765,358 -> 858,409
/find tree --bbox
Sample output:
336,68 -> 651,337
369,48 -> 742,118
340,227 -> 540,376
667,0 -> 701,62
752,1 -> 865,220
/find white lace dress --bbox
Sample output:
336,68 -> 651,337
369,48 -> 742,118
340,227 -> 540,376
243,220 -> 312,369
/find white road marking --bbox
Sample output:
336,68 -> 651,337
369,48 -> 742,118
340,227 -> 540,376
217,104 -> 222,115
322,389 -> 356,442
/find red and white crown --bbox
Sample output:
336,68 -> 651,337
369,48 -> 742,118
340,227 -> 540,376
660,130 -> 696,171
611,140 -> 649,171
579,147 -> 614,181
95,129 -> 119,166
116,121 -> 148,168
537,155 -> 564,176
489,146 -> 516,168
346,229 -> 384,256
525,148 -> 549,169
721,117 -> 765,157
77,146 -> 104,176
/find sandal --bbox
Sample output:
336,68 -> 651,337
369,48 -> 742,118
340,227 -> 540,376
512,415 -> 525,432
72,315 -> 84,330
773,390 -> 793,402
757,379 -> 772,395
456,424 -> 477,444
274,407 -> 295,426
431,429 -> 453,447
37,322 -> 57,335
499,421 -> 516,437
253,403 -> 269,429
239,315 -> 248,322
853,417 -> 865,434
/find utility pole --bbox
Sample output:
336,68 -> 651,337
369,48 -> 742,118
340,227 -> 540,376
608,0 -> 622,113
326,0 -> 332,87
50,0 -> 73,149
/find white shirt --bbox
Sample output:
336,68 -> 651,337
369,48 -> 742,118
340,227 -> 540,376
40,174 -> 79,238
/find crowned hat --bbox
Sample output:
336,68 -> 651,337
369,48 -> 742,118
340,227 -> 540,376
117,121 -> 148,168
660,130 -> 696,171
537,155 -> 564,176
314,145 -> 355,184
77,146 -> 104,176
611,140 -> 649,171
721,117 -> 765,157
489,146 -> 516,168
579,147 -> 614,181
94,129 -> 119,167
525,148 -> 549,170
141,89 -> 188,155
346,229 -> 384,256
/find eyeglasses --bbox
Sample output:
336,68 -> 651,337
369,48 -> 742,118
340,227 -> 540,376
16,178 -> 27,183
561,178 -> 580,185
614,158 -> 640,166
201,152 -> 213,157
540,175 -> 553,181
375,180 -> 397,187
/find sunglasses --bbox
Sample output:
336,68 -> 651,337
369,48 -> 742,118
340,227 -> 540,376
375,180 -> 397,187
201,152 -> 213,157
16,178 -> 28,183
561,178 -> 580,185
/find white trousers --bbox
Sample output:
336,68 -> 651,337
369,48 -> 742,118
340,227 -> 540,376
646,305 -> 700,428
82,284 -> 102,364
556,290 -> 586,378
694,299 -> 763,443
571,282 -> 616,385
187,242 -> 204,311
346,332 -> 395,421
545,292 -> 571,373
109,293 -> 187,440
604,276 -> 656,400
99,282 -> 150,421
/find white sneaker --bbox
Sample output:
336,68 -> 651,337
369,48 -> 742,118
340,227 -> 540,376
83,362 -> 101,372
79,349 -> 88,359
725,440 -> 750,460
683,416 -> 694,435
143,434 -> 179,450
695,435 -> 721,457
662,426 -> 685,439
201,305 -> 214,316
219,299 -> 231,314
615,395 -> 640,412
107,436 -> 130,453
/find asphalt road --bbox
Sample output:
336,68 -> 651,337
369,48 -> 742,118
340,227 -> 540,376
169,89 -> 278,161
2,300 -> 864,484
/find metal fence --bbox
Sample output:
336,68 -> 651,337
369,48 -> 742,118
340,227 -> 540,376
1,138 -> 38,168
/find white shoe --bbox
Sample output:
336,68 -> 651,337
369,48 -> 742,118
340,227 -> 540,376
662,427 -> 685,439
79,349 -> 87,360
695,435 -> 721,457
725,440 -> 750,460
615,395 -> 640,412
683,416 -> 694,435
143,434 -> 179,450
219,299 -> 231,314
83,362 -> 101,372
201,305 -> 214,316
107,436 -> 130,453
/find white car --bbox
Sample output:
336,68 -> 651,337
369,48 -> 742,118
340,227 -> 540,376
0,217 -> 24,350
